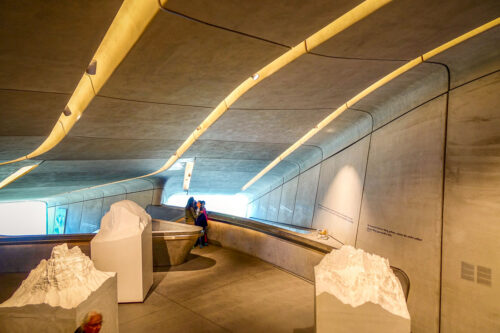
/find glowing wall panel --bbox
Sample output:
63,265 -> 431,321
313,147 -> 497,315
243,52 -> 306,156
312,136 -> 370,245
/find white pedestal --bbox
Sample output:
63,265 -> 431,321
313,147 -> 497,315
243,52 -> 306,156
92,222 -> 153,303
0,274 -> 118,333
316,292 -> 410,333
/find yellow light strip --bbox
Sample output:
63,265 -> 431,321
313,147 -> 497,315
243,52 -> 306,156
242,17 -> 500,191
137,0 -> 393,176
0,0 -> 167,166
0,165 -> 39,190
33,0 -> 392,197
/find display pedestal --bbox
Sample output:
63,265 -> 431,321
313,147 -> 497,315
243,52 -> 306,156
92,222 -> 153,303
0,274 -> 118,333
316,292 -> 410,333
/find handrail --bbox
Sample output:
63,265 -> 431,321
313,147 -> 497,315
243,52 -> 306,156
0,233 -> 94,245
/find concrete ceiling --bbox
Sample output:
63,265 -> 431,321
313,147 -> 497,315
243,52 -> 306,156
0,0 -> 499,201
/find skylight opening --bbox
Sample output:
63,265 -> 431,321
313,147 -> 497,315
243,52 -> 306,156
166,193 -> 249,217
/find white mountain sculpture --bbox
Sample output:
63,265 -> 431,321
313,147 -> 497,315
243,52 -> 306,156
0,244 -> 118,333
0,243 -> 113,309
315,245 -> 410,319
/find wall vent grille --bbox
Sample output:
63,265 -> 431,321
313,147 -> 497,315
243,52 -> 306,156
461,261 -> 475,282
477,266 -> 492,286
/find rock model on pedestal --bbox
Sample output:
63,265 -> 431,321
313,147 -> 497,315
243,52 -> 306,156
91,200 -> 153,303
315,245 -> 410,333
0,243 -> 118,333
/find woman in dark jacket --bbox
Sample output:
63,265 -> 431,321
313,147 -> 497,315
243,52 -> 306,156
195,200 -> 208,247
185,197 -> 197,225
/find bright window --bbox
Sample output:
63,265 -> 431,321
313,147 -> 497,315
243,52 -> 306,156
0,201 -> 47,235
167,193 -> 249,217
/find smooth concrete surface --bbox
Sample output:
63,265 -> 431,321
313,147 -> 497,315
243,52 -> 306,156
256,192 -> 270,220
310,109 -> 372,160
277,177 -> 298,224
45,184 -> 163,234
0,0 -> 121,93
312,136 -> 370,246
441,72 -> 500,333
126,190 -> 154,209
313,0 -> 499,60
135,245 -> 314,333
232,54 -> 402,110
292,165 -> 321,228
2,1 -> 499,201
354,63 -> 448,130
315,292 -> 410,333
0,245 -> 315,333
165,0 -> 362,46
65,201 -> 84,234
80,199 -> 103,233
208,220 -> 324,281
356,97 -> 446,333
266,186 -> 281,222
432,26 -> 500,89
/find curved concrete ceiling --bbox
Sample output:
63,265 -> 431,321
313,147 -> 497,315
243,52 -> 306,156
0,0 -> 499,201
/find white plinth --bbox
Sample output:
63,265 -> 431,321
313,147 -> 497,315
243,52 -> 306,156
0,272 -> 118,333
316,292 -> 410,333
91,200 -> 153,303
92,222 -> 153,302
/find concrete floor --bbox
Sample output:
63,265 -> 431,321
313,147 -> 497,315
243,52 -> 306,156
0,245 -> 315,333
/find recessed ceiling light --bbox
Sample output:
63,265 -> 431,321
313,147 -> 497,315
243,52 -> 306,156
63,106 -> 72,117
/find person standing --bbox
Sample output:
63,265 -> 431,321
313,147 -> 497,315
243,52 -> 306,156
185,197 -> 197,225
195,200 -> 208,247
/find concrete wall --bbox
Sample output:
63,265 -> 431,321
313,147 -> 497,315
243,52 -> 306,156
246,65 -> 499,331
44,178 -> 164,234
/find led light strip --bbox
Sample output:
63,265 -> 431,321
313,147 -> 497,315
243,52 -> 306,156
242,17 -> 500,191
141,0 -> 393,176
0,0 -> 167,166
0,165 -> 39,190
26,0 -> 392,197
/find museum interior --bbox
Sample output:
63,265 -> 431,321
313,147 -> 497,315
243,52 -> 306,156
0,0 -> 499,332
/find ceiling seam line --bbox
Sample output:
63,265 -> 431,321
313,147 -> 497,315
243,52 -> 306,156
157,2 -> 291,49
157,2 -> 410,64
308,51 -> 409,62
95,94 -> 215,109
0,88 -> 72,96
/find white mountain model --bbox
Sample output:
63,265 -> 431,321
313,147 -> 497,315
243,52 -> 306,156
93,200 -> 151,242
0,243 -> 113,309
315,245 -> 410,319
